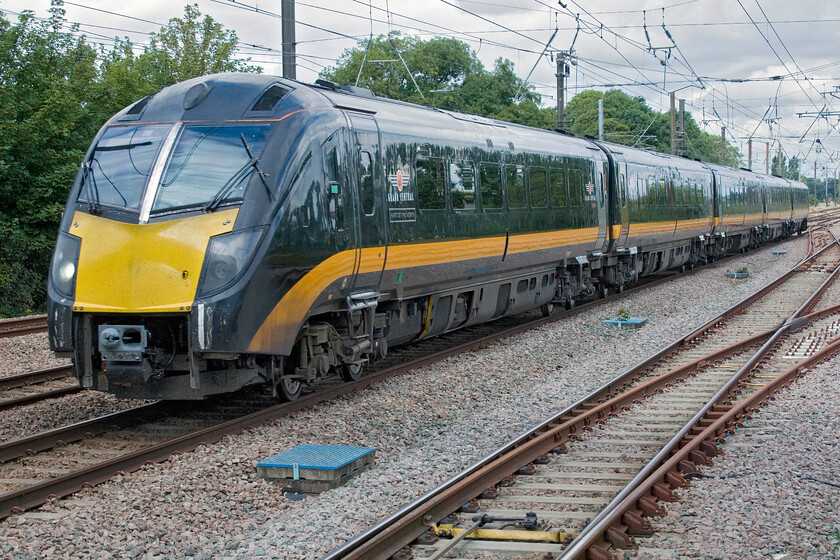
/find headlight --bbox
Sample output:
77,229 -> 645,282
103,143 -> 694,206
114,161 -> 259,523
197,227 -> 264,297
50,232 -> 82,299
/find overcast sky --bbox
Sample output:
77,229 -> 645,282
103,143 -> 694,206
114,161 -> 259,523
3,0 -> 840,180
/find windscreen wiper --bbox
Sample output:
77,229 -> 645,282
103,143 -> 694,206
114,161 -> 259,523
93,141 -> 153,152
204,134 -> 272,212
204,159 -> 256,212
81,159 -> 102,215
239,133 -> 272,198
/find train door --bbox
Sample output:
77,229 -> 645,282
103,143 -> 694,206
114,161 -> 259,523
610,151 -> 630,248
594,157 -> 609,251
322,130 -> 358,260
347,112 -> 387,293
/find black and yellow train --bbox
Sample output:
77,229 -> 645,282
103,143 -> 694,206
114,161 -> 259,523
47,73 -> 809,400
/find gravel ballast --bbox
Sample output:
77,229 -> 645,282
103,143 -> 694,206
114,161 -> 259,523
2,233 -> 837,560
633,358 -> 840,560
0,333 -> 69,379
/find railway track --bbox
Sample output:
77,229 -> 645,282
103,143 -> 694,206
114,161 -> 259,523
0,315 -> 47,339
0,229 -> 820,521
321,228 -> 840,560
0,365 -> 78,411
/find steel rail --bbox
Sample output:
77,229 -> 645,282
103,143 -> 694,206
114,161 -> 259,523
0,316 -> 48,339
0,365 -> 73,390
0,387 -> 82,412
0,231 -> 815,521
561,315 -> 840,560
321,237 -> 839,560
0,365 -> 78,410
320,327 -> 779,560
0,402 -> 171,465
560,255 -> 840,559
0,240 -> 801,521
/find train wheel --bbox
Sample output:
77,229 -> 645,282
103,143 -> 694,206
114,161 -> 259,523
540,302 -> 554,317
598,285 -> 609,299
564,299 -> 575,310
340,362 -> 364,382
277,375 -> 302,402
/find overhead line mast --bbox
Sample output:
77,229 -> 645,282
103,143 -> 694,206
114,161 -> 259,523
281,0 -> 296,80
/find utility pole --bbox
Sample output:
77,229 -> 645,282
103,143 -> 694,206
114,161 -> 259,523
598,98 -> 604,140
281,0 -> 296,80
678,99 -> 685,156
814,160 -> 818,204
765,142 -> 769,175
555,52 -> 568,132
777,143 -> 782,176
670,92 -> 676,155
720,126 -> 726,165
747,139 -> 752,171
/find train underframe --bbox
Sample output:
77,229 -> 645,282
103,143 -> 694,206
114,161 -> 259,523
66,218 -> 807,401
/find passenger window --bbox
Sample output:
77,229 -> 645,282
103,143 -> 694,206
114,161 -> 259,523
479,163 -> 503,209
416,158 -> 445,210
506,165 -> 526,208
568,169 -> 583,207
359,151 -> 374,216
529,167 -> 547,208
619,174 -> 627,208
657,178 -> 667,206
450,161 -> 476,210
550,167 -> 567,207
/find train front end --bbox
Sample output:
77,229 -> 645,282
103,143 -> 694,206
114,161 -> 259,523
47,73 -> 325,400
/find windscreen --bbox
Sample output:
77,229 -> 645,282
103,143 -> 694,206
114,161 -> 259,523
153,124 -> 274,212
79,124 -> 171,211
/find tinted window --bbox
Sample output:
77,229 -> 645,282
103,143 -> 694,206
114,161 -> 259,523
529,168 -> 547,208
480,163 -> 503,209
619,174 -> 627,208
550,167 -> 567,207
450,161 -> 476,210
359,151 -> 374,215
569,169 -> 583,206
155,124 -> 273,212
506,165 -> 526,208
79,124 -> 171,211
417,158 -> 445,210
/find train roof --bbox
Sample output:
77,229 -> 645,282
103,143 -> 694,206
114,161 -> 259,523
108,73 -> 809,192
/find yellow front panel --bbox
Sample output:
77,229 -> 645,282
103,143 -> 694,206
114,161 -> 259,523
72,209 -> 238,312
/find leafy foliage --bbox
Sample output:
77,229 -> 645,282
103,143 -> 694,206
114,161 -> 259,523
0,2 -> 256,316
565,89 -> 741,166
320,33 -> 555,128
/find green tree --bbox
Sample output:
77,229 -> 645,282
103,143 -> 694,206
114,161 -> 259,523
0,5 -> 99,315
771,152 -> 801,180
565,89 -> 741,166
321,33 -> 555,128
93,4 -> 260,121
0,2 -> 259,316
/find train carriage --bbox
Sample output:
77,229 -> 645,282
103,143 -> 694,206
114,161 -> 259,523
46,73 -> 809,401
